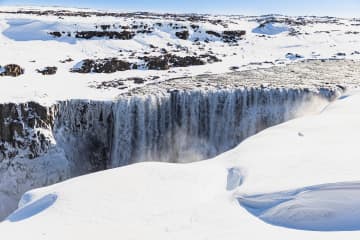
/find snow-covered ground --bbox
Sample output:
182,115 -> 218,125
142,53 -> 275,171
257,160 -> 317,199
2,90 -> 360,239
0,6 -> 360,104
1,6 -> 360,238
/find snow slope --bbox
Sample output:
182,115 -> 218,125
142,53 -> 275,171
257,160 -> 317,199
2,90 -> 360,238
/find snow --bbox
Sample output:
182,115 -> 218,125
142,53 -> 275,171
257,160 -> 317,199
252,22 -> 291,35
1,6 -> 360,238
239,182 -> 360,231
2,90 -> 360,238
0,6 -> 360,104
3,18 -> 76,43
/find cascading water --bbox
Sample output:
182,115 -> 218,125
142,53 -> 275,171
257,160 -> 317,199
109,87 -> 330,167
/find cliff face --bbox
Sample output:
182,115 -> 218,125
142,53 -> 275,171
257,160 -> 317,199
0,102 -> 54,160
0,102 -> 69,220
0,86 -> 339,219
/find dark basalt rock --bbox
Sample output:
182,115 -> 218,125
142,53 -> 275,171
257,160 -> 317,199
169,55 -> 204,67
140,54 -> 203,70
36,66 -> 58,75
49,31 -> 62,38
74,31 -> 135,40
131,77 -> 146,84
139,53 -> 220,70
206,30 -> 221,38
0,102 -> 54,160
200,54 -> 222,63
286,53 -> 304,60
141,55 -> 170,70
99,25 -> 111,31
222,30 -> 246,43
175,30 -> 189,40
59,58 -> 74,63
71,58 -> 133,73
0,64 -> 24,77
205,30 -> 246,42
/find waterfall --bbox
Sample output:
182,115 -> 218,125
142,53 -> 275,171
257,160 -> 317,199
109,87 -> 329,167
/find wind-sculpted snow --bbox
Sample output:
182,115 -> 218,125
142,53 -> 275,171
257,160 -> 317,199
7,193 -> 57,222
238,182 -> 360,231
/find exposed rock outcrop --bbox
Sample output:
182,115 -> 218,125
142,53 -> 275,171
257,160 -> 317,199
175,30 -> 190,40
36,66 -> 58,75
0,102 -> 55,161
71,58 -> 133,73
0,64 -> 24,77
75,31 -> 135,40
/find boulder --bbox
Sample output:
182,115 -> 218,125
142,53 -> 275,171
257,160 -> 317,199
71,58 -> 133,73
0,64 -> 24,77
36,66 -> 58,75
175,31 -> 189,40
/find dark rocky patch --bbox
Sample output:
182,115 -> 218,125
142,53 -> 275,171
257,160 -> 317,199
91,79 -> 127,89
286,53 -> 304,60
49,31 -> 62,38
206,30 -> 222,38
222,30 -> 246,43
130,77 -> 146,84
99,25 -> 111,31
0,64 -> 24,77
345,31 -> 360,35
190,24 -> 199,30
36,67 -> 58,75
140,54 -> 206,70
0,102 -> 54,160
336,52 -> 346,57
71,58 -> 133,73
74,31 -> 135,40
59,58 -> 74,63
175,30 -> 189,40
140,55 -> 170,70
205,30 -> 245,42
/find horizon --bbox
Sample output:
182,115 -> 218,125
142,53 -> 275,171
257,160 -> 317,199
0,0 -> 360,17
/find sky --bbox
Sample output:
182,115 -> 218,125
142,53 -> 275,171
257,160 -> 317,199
0,0 -> 359,17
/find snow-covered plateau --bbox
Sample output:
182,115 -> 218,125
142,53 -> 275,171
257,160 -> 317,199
1,6 -> 360,238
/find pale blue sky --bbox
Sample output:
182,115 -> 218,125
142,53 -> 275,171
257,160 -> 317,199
0,0 -> 359,17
